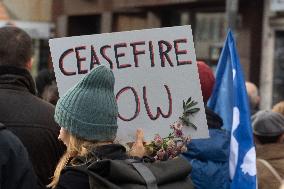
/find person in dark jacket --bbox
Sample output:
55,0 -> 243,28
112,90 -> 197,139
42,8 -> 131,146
252,110 -> 284,189
183,61 -> 230,189
0,123 -> 38,189
35,69 -> 59,105
48,65 -> 193,189
0,26 -> 65,185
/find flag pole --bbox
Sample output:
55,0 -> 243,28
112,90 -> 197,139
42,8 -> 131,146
226,0 -> 239,32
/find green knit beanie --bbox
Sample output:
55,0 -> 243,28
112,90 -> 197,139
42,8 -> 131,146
54,65 -> 118,141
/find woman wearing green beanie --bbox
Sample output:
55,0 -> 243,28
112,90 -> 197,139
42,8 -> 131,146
48,65 -> 123,188
48,65 -> 193,189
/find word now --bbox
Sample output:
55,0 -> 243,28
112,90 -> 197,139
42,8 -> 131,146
59,38 -> 192,75
116,85 -> 172,121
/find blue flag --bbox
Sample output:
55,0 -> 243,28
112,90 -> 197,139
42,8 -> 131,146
208,30 -> 257,189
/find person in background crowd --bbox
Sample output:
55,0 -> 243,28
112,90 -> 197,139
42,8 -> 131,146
48,65 -> 193,189
252,110 -> 284,189
272,101 -> 284,117
182,61 -> 230,189
245,81 -> 260,115
0,122 -> 39,189
0,26 -> 65,185
36,69 -> 59,105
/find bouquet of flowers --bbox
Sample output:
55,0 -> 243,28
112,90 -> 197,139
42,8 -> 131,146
145,122 -> 190,161
145,97 -> 199,161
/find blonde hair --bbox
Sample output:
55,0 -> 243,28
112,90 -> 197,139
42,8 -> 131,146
272,101 -> 284,117
47,132 -> 110,188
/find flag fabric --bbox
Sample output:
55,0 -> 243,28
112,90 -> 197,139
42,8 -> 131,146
208,30 -> 257,189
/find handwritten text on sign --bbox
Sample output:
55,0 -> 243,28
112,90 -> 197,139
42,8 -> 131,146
49,25 -> 209,142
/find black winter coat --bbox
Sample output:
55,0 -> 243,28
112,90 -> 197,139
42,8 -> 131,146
0,123 -> 38,189
56,144 -> 127,189
0,66 -> 65,185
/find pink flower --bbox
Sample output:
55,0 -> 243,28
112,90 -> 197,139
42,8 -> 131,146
173,122 -> 183,130
157,149 -> 166,160
146,121 -> 191,161
174,129 -> 183,137
154,134 -> 163,146
172,122 -> 183,137
166,139 -> 175,148
167,145 -> 175,156
168,149 -> 177,157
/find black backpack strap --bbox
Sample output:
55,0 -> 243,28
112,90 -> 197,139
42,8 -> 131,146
0,123 -> 6,131
127,159 -> 158,189
64,163 -> 89,175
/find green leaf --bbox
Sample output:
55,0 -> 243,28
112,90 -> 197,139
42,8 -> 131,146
186,97 -> 192,105
179,116 -> 187,125
186,100 -> 196,108
188,101 -> 198,108
183,116 -> 190,124
187,122 -> 197,130
180,97 -> 199,130
179,116 -> 185,122
185,108 -> 200,114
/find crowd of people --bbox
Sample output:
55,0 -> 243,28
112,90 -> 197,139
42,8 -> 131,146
0,26 -> 284,189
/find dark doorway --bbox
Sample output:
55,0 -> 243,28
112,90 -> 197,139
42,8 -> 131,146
68,15 -> 101,36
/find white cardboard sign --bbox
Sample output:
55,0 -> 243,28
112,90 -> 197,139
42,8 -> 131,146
49,25 -> 209,142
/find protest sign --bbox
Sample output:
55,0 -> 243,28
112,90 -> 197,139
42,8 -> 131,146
49,25 -> 209,142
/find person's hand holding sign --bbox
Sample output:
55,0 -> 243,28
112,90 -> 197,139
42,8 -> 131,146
129,129 -> 146,157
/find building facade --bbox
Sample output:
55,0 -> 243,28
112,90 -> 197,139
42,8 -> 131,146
0,0 -> 54,76
54,0 -> 268,107
259,0 -> 284,109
